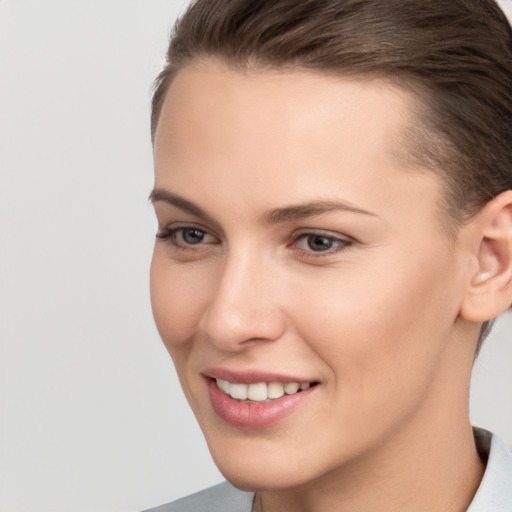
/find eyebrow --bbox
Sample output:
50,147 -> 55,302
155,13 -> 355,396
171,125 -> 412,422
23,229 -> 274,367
264,200 -> 378,224
149,188 -> 378,224
149,188 -> 214,222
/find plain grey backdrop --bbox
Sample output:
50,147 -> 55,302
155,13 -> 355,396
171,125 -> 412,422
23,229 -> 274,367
1,1 -> 511,511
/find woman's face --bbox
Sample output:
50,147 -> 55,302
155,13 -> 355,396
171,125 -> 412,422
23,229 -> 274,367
151,62 -> 473,490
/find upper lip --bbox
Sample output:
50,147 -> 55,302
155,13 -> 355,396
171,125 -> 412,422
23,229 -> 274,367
202,367 -> 316,385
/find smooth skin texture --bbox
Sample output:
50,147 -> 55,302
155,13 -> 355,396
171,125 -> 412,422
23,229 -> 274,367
150,61 -> 512,512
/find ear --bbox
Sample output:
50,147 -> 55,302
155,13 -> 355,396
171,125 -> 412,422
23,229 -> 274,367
460,190 -> 512,322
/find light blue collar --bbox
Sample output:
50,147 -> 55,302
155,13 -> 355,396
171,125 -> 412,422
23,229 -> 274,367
467,428 -> 512,511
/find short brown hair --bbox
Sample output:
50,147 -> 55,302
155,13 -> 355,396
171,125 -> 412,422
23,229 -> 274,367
151,0 -> 512,348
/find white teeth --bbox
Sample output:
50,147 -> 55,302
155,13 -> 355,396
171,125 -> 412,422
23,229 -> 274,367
267,382 -> 285,399
247,382 -> 268,402
229,383 -> 248,400
216,378 -> 230,394
215,379 -> 312,401
284,382 -> 300,394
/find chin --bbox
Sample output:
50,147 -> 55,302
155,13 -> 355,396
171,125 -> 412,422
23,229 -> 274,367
216,462 -> 311,492
204,432 -> 333,492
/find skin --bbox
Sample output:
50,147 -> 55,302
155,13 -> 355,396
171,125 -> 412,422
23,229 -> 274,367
150,61 -> 490,512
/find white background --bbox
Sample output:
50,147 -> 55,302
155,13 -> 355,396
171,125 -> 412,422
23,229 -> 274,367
0,1 -> 511,511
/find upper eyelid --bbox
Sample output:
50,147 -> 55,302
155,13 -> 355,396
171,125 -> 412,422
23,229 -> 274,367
292,228 -> 354,242
292,232 -> 353,246
152,202 -> 225,238
158,221 -> 219,237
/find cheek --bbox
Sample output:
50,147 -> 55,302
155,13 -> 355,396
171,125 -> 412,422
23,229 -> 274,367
150,251 -> 209,351
290,246 -> 460,405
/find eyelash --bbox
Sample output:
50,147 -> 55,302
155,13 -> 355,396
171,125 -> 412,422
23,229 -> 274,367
156,225 -> 353,258
156,225 -> 218,251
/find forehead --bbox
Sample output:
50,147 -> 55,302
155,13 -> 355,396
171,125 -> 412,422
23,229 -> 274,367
153,61 -> 444,226
155,61 -> 415,156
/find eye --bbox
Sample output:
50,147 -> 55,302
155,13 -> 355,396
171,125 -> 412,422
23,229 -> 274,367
178,227 -> 209,245
156,225 -> 218,249
292,231 -> 352,255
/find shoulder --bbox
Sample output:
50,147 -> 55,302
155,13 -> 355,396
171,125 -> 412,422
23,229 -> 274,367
142,482 -> 255,512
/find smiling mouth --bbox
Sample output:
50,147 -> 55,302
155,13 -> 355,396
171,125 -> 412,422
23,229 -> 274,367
214,378 -> 318,403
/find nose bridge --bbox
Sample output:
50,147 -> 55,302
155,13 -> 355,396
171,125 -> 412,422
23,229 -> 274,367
201,243 -> 285,349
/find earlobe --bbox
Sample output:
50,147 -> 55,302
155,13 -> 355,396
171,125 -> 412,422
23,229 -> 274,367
460,190 -> 512,322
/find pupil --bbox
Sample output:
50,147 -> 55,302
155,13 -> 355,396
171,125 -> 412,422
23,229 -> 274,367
308,235 -> 332,251
183,229 -> 204,244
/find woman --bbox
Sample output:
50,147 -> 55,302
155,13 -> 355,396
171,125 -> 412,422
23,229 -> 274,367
146,0 -> 512,510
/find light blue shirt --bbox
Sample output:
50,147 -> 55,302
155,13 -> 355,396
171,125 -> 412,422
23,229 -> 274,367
145,429 -> 512,512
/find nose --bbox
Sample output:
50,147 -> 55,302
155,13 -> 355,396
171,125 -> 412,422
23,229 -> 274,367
199,249 -> 286,351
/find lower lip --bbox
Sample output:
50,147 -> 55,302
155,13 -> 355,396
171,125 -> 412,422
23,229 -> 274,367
207,379 -> 316,429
